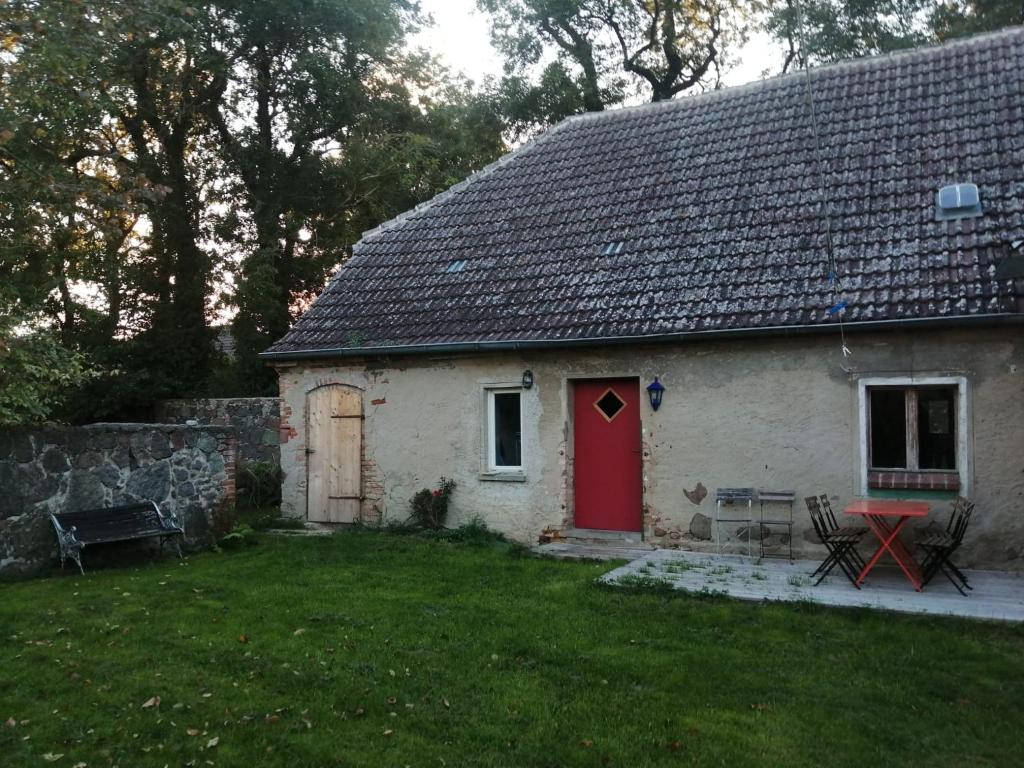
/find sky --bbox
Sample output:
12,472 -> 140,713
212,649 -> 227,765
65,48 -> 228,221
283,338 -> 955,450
412,0 -> 785,94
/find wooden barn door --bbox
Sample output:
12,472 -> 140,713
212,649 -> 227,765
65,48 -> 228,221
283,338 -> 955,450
572,378 -> 642,532
306,385 -> 362,523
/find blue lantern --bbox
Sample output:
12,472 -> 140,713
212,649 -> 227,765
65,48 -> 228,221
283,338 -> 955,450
646,376 -> 665,411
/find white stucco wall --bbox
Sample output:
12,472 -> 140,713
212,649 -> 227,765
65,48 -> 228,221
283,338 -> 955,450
274,327 -> 1024,570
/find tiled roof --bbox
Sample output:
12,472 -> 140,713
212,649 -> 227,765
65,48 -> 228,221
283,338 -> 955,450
265,28 -> 1024,358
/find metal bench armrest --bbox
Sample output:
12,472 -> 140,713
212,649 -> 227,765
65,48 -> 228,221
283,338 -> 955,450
50,514 -> 84,574
49,514 -> 82,550
154,502 -> 185,536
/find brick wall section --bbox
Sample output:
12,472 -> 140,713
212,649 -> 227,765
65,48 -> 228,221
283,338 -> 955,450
361,457 -> 385,525
221,433 -> 239,506
279,400 -> 298,445
868,470 -> 961,491
0,423 -> 237,580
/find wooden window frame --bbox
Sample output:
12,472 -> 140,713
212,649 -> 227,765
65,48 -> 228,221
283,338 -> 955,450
857,376 -> 969,495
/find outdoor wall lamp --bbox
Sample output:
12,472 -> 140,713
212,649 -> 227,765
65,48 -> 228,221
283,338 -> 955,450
646,376 -> 665,411
521,369 -> 534,389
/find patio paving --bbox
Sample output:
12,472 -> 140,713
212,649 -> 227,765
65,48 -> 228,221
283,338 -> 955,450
588,548 -> 1024,622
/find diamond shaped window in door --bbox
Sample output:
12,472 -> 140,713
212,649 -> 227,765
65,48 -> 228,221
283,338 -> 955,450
594,388 -> 626,422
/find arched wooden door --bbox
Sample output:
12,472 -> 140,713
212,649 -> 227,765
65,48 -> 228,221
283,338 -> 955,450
306,385 -> 362,523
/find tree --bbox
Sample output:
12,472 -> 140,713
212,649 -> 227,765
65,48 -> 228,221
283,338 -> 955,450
765,0 -> 930,70
931,1 -> 1024,40
2,0 -> 226,409
0,279 -> 96,425
763,1 -> 1022,70
101,2 -> 225,390
0,328 -> 95,426
1,0 -> 507,418
203,0 -> 506,393
0,1 -> 152,422
479,0 -> 755,130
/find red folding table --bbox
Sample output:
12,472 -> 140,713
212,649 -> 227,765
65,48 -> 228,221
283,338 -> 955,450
843,499 -> 931,591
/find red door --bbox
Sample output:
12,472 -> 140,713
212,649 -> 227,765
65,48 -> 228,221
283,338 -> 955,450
573,378 -> 642,532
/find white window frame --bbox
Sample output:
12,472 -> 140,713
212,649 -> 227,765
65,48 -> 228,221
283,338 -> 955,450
485,387 -> 523,473
856,376 -> 970,496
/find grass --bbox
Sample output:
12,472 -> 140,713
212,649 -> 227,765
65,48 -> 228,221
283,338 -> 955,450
2,530 -> 1023,767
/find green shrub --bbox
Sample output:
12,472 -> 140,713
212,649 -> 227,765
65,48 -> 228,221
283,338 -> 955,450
211,503 -> 239,539
420,516 -> 499,545
613,574 -> 678,595
383,517 -> 419,535
408,477 -> 456,530
218,523 -> 258,550
237,460 -> 282,510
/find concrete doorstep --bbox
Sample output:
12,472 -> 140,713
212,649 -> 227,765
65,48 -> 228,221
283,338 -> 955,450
263,521 -> 335,537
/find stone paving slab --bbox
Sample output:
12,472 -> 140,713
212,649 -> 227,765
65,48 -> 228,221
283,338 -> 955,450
598,549 -> 1024,623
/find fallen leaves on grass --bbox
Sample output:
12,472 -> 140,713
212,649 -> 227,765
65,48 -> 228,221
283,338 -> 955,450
42,753 -> 63,762
206,736 -> 219,748
141,696 -> 160,709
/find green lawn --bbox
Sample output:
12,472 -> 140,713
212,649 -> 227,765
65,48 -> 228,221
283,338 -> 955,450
2,531 -> 1022,767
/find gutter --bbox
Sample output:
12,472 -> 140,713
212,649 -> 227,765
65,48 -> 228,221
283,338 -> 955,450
258,313 -> 1024,363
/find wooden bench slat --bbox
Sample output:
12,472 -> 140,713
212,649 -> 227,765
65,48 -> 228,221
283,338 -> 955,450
62,520 -> 165,537
79,530 -> 173,546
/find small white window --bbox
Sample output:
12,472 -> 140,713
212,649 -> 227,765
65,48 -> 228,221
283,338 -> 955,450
486,388 -> 522,472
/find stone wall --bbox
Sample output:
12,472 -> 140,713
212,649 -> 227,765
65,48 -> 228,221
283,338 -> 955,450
0,424 -> 237,579
155,398 -> 279,467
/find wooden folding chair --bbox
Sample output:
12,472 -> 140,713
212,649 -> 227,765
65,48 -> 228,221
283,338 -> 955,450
805,496 -> 864,588
917,496 -> 975,596
818,493 -> 867,572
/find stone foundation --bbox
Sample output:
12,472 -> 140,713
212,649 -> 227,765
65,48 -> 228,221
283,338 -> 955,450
0,423 -> 237,579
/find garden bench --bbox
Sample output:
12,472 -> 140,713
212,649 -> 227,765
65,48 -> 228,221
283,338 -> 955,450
50,502 -> 184,574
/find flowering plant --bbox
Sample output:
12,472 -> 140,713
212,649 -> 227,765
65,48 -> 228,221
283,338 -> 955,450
409,477 -> 457,530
